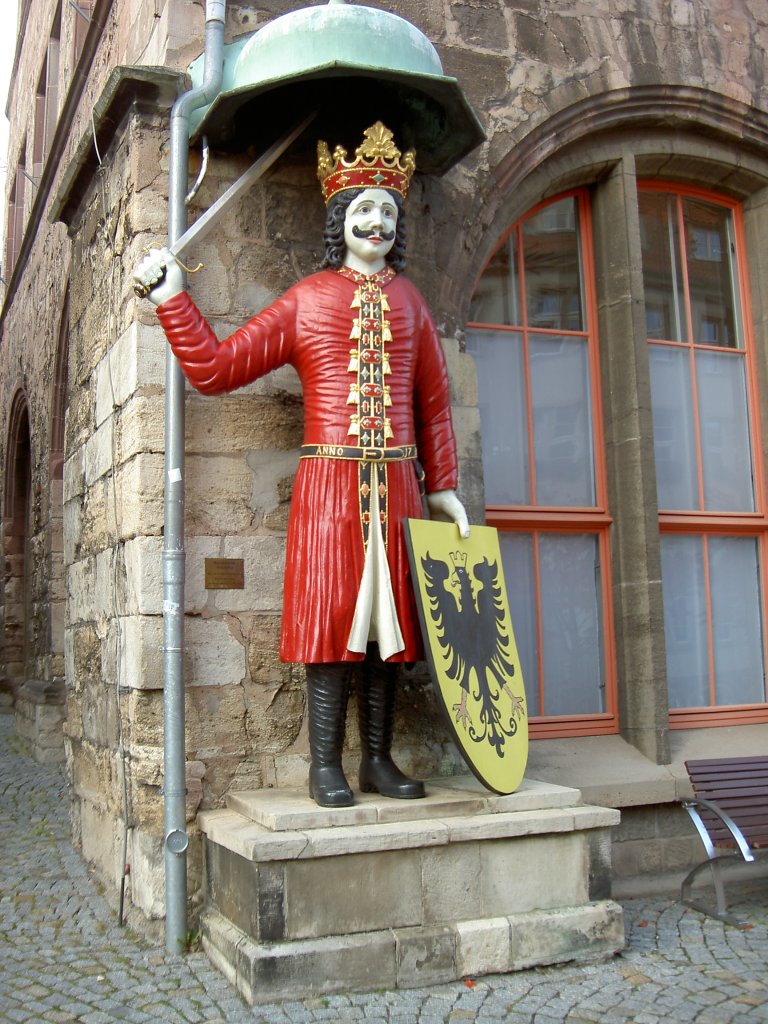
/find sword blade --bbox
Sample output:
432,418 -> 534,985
170,113 -> 315,260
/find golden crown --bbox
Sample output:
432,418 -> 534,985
317,122 -> 416,205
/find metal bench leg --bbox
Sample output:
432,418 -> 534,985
680,856 -> 745,928
710,859 -> 728,919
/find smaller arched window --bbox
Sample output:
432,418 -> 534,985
466,190 -> 617,737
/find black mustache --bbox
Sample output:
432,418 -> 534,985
352,226 -> 396,241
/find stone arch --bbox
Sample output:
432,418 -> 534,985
1,298 -> 70,760
1,390 -> 32,710
9,290 -> 72,761
445,84 -> 768,323
493,85 -> 768,197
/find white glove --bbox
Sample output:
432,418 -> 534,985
426,489 -> 470,539
133,246 -> 185,306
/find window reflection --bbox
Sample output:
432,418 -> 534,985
530,337 -> 595,507
639,192 -> 742,349
469,231 -> 520,327
662,535 -> 766,708
639,192 -> 687,342
469,197 -> 584,332
523,200 -> 583,332
684,198 -> 740,349
465,330 -> 529,505
499,532 -> 606,718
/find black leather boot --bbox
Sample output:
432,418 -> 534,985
306,663 -> 354,807
358,653 -> 425,799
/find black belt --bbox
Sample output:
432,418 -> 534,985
300,444 -> 417,462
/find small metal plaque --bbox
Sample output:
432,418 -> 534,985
204,558 -> 245,590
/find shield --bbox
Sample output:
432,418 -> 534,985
404,520 -> 528,794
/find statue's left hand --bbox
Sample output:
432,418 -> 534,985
426,489 -> 470,538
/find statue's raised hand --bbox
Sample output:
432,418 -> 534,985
133,246 -> 184,305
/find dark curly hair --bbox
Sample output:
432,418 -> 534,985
322,188 -> 407,272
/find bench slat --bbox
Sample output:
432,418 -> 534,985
688,768 -> 768,782
686,756 -> 768,768
688,773 -> 768,786
691,787 -> 768,801
698,809 -> 768,825
703,823 -> 768,841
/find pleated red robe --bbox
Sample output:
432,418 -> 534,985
156,267 -> 459,663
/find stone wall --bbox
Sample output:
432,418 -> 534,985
0,0 -> 229,909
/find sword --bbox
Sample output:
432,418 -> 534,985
134,114 -> 315,298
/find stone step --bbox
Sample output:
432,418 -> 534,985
200,801 -> 619,864
224,775 -> 585,832
202,901 -> 626,1005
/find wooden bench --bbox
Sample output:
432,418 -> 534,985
681,756 -> 768,925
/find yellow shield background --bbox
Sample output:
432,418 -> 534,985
405,519 -> 528,794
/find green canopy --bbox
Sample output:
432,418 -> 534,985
187,1 -> 485,175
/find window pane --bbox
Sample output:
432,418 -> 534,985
530,336 -> 595,506
465,329 -> 529,505
649,345 -> 698,509
684,198 -> 740,349
499,532 -> 539,716
468,229 -> 521,326
523,198 -> 583,331
639,192 -> 687,342
661,536 -> 709,708
710,537 -> 766,705
696,351 -> 755,511
539,534 -> 605,715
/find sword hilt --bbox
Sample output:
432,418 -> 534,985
134,275 -> 161,299
133,250 -> 202,299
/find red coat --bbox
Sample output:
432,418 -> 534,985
157,268 -> 459,663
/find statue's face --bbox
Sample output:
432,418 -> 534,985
343,188 -> 398,273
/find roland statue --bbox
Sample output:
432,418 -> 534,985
134,122 -> 469,808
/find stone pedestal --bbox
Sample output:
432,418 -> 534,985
198,777 -> 624,1003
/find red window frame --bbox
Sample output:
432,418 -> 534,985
639,182 -> 768,729
467,190 -> 618,738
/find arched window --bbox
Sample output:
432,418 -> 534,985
2,393 -> 32,698
466,191 -> 617,737
467,177 -> 768,737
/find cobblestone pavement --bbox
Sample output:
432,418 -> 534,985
1,716 -> 767,1024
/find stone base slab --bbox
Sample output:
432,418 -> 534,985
224,775 -> 583,832
201,900 -> 625,1004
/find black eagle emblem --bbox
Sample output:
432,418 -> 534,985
421,550 -> 526,757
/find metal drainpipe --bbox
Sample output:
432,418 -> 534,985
163,0 -> 225,956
